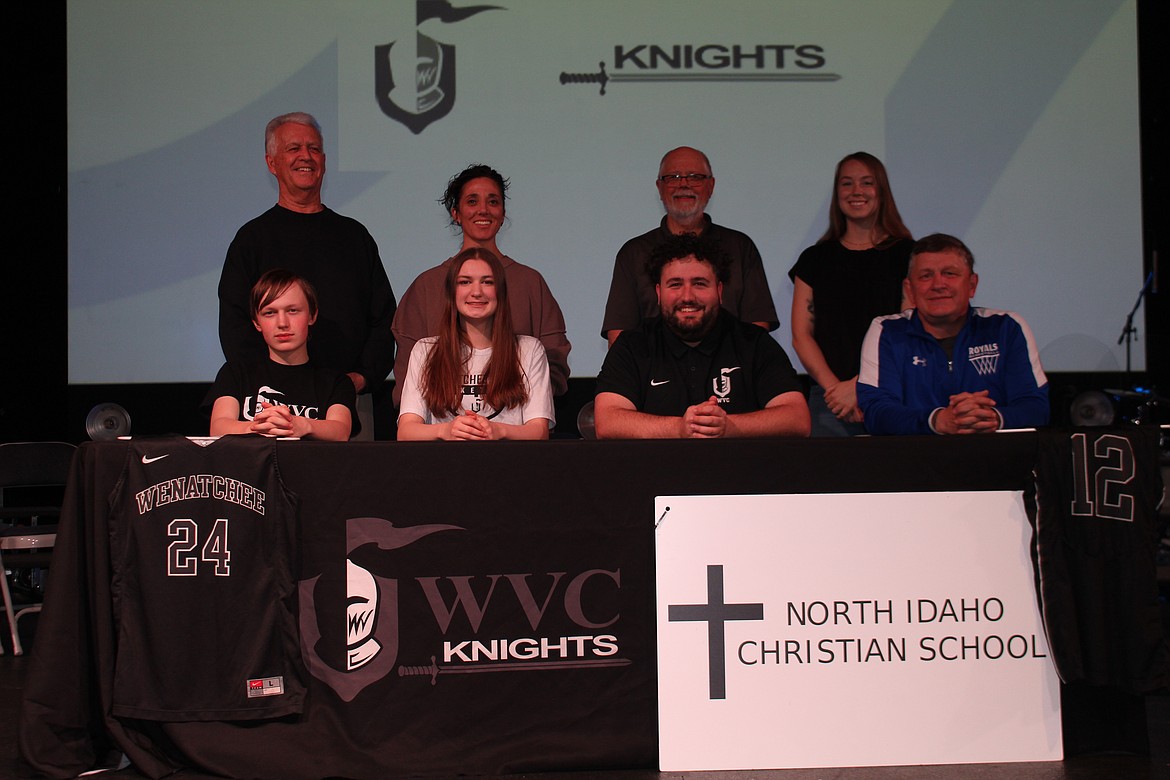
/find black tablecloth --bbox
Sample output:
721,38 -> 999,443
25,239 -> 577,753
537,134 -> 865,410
17,434 -> 1061,778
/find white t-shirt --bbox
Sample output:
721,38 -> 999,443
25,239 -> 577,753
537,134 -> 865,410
398,335 -> 555,428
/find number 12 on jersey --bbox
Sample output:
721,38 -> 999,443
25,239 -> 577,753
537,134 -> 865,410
1069,432 -> 1135,522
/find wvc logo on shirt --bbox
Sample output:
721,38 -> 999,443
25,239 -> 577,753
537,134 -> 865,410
243,386 -> 320,421
712,366 -> 741,403
968,344 -> 1000,376
375,1 -> 504,134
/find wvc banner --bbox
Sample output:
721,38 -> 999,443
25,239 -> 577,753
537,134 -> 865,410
655,491 -> 1061,770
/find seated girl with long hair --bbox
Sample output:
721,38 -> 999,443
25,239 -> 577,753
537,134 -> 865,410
397,247 -> 554,440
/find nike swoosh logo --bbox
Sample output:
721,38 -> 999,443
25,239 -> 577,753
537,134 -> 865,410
141,454 -> 170,464
650,379 -> 670,387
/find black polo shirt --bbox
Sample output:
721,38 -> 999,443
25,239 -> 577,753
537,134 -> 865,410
596,310 -> 804,416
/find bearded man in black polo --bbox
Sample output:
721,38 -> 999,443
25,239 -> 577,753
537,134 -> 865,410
594,234 -> 809,439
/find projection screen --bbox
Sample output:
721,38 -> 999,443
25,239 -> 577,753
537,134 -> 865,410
67,0 -> 1144,384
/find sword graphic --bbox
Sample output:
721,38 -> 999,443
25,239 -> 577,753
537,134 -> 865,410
398,655 -> 633,684
560,61 -> 612,95
560,61 -> 841,96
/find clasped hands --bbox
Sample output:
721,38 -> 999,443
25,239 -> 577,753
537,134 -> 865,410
823,378 -> 863,423
932,390 -> 1001,435
445,409 -> 497,441
249,401 -> 310,438
680,395 -> 729,438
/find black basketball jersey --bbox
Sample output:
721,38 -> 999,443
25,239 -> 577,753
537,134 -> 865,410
108,435 -> 306,720
1031,426 -> 1168,693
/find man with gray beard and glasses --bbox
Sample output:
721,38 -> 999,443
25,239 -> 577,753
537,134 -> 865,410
600,146 -> 778,347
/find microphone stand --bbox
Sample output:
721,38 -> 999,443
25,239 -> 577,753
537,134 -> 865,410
1116,271 -> 1153,375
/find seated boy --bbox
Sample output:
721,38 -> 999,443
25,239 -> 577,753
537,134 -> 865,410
206,269 -> 356,440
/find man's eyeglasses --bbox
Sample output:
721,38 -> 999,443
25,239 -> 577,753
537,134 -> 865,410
658,173 -> 710,185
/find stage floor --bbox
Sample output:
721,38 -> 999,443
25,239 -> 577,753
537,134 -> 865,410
4,615 -> 1167,780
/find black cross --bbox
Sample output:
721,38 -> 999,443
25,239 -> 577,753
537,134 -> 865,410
668,564 -> 764,699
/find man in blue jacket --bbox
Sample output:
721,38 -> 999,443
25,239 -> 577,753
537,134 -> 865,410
856,233 -> 1049,435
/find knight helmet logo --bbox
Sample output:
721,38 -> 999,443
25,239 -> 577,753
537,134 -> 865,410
346,559 -> 381,670
299,516 -> 462,702
375,1 -> 504,135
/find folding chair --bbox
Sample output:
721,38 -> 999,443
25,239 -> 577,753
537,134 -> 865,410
0,441 -> 76,655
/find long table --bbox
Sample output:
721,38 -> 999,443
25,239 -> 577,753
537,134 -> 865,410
16,434 -> 1151,778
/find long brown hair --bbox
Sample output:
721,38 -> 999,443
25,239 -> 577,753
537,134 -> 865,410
818,151 -> 912,247
421,248 -> 528,416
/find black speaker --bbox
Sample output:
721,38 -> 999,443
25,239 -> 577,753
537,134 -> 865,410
1068,391 -> 1114,427
85,403 -> 131,440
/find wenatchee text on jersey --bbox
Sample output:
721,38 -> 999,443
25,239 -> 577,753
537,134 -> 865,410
135,475 -> 266,516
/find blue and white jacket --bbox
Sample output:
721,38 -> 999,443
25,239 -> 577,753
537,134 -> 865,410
857,307 -> 1049,435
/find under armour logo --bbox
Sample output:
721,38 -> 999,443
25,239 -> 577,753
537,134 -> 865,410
912,356 -> 927,367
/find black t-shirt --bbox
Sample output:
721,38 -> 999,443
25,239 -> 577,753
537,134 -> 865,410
788,238 -> 911,380
204,359 -> 359,437
596,310 -> 804,416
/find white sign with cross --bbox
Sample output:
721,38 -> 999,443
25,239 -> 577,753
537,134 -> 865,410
654,491 -> 1062,770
